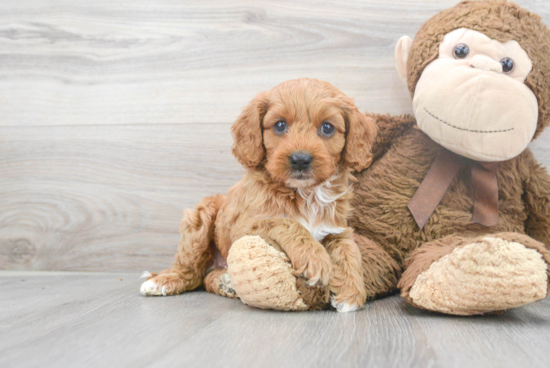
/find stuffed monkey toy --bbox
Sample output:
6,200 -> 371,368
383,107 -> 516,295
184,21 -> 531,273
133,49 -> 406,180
228,0 -> 550,315
349,0 -> 550,315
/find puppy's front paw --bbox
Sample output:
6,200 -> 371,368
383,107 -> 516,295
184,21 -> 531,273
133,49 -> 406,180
329,273 -> 367,313
330,291 -> 366,313
331,297 -> 361,313
290,243 -> 332,286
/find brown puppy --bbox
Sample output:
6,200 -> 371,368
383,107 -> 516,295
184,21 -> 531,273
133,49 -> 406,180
141,78 -> 376,311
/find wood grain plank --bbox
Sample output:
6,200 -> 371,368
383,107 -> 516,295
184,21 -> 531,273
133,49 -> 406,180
0,0 -> 546,127
1,272 -> 550,368
0,0 -> 549,272
0,272 -> 242,368
0,124 -> 243,271
0,0 -> 433,126
0,124 -> 547,272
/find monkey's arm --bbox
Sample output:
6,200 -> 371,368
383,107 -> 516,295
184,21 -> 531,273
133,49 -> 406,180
369,113 -> 417,160
522,151 -> 550,248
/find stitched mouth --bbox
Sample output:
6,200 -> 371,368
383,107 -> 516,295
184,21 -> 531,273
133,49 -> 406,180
424,108 -> 514,133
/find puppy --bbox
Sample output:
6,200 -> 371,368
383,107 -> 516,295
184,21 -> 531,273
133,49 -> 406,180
141,78 -> 376,311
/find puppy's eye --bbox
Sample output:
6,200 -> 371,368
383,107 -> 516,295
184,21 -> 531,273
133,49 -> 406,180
319,122 -> 335,137
500,57 -> 514,74
453,43 -> 469,59
274,120 -> 287,134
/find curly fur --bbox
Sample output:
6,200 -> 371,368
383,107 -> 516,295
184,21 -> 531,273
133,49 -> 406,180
141,78 -> 377,310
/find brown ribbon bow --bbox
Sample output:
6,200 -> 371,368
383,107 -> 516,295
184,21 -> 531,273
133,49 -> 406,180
407,149 -> 499,230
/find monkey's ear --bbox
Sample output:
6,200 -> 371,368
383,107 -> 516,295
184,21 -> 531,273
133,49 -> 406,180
395,36 -> 413,82
231,92 -> 269,169
340,97 -> 378,172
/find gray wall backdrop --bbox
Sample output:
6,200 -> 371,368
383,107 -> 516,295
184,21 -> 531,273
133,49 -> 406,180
1,0 -> 548,272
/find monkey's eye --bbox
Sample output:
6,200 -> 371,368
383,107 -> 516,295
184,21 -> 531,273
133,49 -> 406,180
274,120 -> 287,134
453,43 -> 469,59
500,57 -> 514,74
319,122 -> 335,137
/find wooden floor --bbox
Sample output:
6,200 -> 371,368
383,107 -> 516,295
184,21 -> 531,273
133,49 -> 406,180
1,271 -> 550,368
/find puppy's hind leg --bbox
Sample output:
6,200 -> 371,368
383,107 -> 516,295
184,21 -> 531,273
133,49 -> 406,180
141,195 -> 222,296
204,269 -> 238,299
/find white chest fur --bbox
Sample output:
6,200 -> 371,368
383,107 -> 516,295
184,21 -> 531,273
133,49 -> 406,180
296,218 -> 346,242
296,177 -> 347,242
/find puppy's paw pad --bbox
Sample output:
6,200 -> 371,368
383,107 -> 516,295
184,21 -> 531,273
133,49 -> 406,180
140,279 -> 168,296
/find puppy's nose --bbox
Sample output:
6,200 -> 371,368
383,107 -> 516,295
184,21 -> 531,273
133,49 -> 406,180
289,152 -> 313,171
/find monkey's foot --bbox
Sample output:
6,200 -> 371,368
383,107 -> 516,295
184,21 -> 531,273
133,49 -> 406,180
402,235 -> 549,315
227,235 -> 329,311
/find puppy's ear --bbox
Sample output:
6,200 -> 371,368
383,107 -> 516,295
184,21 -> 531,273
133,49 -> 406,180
340,96 -> 377,172
231,92 -> 269,169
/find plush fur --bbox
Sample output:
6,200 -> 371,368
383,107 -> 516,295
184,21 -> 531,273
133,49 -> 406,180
349,115 -> 550,315
140,78 -> 377,311
349,1 -> 550,315
406,235 -> 548,315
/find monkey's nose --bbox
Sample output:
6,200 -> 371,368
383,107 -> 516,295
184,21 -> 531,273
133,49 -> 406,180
289,152 -> 313,171
469,55 -> 503,73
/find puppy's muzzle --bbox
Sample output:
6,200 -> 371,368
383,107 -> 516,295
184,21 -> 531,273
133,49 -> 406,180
289,152 -> 313,172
